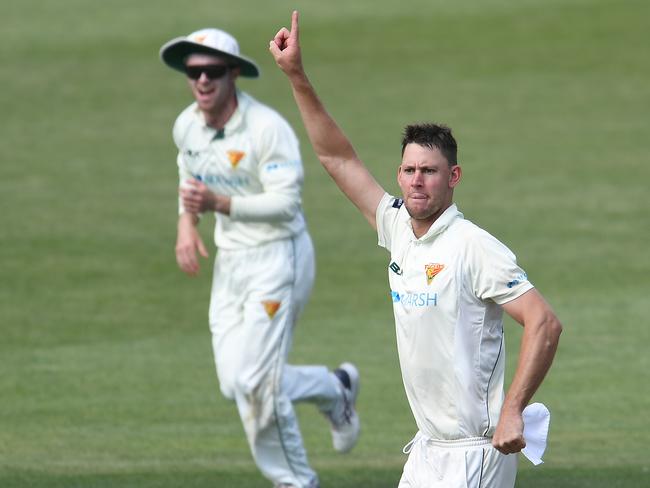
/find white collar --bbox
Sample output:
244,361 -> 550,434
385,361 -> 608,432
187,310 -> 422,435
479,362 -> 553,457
409,203 -> 463,242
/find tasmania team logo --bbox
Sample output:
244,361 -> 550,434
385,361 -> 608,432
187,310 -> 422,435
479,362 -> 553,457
262,300 -> 281,319
227,150 -> 245,168
424,263 -> 445,285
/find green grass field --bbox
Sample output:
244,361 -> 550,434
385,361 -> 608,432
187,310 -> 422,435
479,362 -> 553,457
1,0 -> 649,486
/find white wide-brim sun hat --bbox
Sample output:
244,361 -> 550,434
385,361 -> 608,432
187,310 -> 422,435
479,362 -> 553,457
160,28 -> 260,78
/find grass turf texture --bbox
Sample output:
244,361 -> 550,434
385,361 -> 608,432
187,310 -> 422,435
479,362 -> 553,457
1,0 -> 649,486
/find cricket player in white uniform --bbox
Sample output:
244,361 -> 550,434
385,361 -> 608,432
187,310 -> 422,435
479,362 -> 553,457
270,12 -> 563,487
160,27 -> 360,488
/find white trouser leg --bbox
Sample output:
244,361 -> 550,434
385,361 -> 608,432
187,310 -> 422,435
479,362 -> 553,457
209,232 -> 321,488
283,365 -> 342,412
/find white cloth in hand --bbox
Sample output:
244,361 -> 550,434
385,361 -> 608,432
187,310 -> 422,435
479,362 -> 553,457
521,402 -> 550,466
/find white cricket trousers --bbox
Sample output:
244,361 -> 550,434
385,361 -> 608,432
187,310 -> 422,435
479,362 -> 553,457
398,434 -> 518,488
209,230 -> 340,488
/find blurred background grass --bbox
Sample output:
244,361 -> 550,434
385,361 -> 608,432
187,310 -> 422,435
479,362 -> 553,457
1,0 -> 648,486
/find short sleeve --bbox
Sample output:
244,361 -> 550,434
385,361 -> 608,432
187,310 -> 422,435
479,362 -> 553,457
466,230 -> 534,305
376,193 -> 404,252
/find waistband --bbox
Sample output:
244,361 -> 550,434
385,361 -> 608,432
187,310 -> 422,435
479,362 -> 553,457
217,229 -> 308,258
403,431 -> 492,453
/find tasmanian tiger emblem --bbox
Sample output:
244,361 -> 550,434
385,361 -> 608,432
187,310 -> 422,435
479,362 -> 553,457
424,263 -> 445,285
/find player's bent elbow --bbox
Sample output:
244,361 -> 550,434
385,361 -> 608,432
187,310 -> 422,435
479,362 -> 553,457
551,316 -> 563,340
543,314 -> 563,348
318,154 -> 354,175
230,194 -> 300,222
269,200 -> 300,222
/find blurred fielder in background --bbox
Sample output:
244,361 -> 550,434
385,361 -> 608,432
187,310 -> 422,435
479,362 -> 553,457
270,11 -> 562,488
160,27 -> 360,488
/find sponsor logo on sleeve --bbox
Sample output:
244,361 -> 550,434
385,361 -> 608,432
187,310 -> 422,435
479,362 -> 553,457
424,263 -> 445,285
392,198 -> 404,209
264,160 -> 301,172
262,300 -> 281,319
389,262 -> 403,275
507,272 -> 528,288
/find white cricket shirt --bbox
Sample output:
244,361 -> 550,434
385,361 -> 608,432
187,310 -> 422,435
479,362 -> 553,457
376,193 -> 534,440
173,91 -> 306,249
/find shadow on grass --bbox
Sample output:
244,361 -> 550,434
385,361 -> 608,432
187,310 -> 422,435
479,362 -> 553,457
1,466 -> 648,487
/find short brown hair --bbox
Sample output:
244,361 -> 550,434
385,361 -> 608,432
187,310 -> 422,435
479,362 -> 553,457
401,123 -> 457,166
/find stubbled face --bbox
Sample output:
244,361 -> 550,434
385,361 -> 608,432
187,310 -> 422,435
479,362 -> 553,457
397,143 -> 461,231
185,54 -> 239,115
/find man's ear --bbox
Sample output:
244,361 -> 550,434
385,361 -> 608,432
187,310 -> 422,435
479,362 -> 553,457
449,165 -> 462,188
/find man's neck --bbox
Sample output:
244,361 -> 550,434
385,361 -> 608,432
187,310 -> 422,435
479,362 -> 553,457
203,94 -> 238,130
411,218 -> 435,239
410,203 -> 454,239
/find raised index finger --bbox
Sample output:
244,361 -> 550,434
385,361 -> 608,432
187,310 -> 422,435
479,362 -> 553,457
290,10 -> 299,40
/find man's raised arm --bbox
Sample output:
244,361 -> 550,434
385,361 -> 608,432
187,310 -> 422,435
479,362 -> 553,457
269,11 -> 385,228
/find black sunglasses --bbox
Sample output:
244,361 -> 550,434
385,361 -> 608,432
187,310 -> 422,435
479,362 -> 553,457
184,64 -> 233,80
